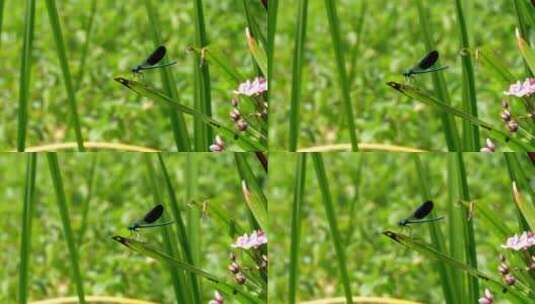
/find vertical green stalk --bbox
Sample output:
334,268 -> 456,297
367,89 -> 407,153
78,154 -> 98,246
144,0 -> 191,151
447,155 -> 467,304
46,153 -> 86,304
0,0 -> 6,49
413,155 -> 458,304
288,0 -> 309,151
19,153 -> 37,304
311,153 -> 354,304
288,154 -> 306,304
74,0 -> 96,92
45,0 -> 85,151
454,0 -> 479,151
144,155 -> 190,303
158,153 -> 201,304
416,0 -> 461,151
323,0 -> 359,151
192,0 -> 212,150
267,0 -> 278,101
453,152 -> 478,302
17,0 -> 36,152
186,153 -> 201,291
347,1 -> 367,87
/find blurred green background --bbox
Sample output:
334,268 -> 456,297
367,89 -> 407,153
0,1 -> 265,151
268,152 -> 535,303
0,153 -> 263,302
270,0 -> 527,151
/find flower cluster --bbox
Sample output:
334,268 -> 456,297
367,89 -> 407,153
478,289 -> 493,304
504,78 -> 535,97
499,101 -> 519,133
209,136 -> 225,152
480,138 -> 496,152
234,77 -> 268,97
232,230 -> 267,250
501,231 -> 535,251
208,291 -> 224,304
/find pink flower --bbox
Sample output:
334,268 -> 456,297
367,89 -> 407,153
232,230 -> 267,249
480,138 -> 496,152
208,291 -> 224,304
501,231 -> 535,251
478,288 -> 493,304
209,136 -> 225,152
504,78 -> 535,97
234,77 -> 267,96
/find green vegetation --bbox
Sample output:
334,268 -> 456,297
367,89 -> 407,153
269,152 -> 535,303
271,0 -> 535,151
0,1 -> 266,151
1,153 -> 267,303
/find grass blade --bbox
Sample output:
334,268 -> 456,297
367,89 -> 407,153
45,0 -> 85,151
454,0 -> 480,150
311,153 -> 354,304
246,27 -> 268,77
185,153 -> 201,300
267,0 -> 278,101
46,153 -> 86,304
157,154 -> 201,303
234,153 -> 268,230
452,152 -> 479,303
74,0 -> 96,92
383,231 -> 533,302
143,155 -> 191,303
112,236 -> 261,304
416,0 -> 461,151
413,155 -> 458,303
18,153 -> 37,304
516,30 -> 535,75
289,154 -> 306,304
0,0 -> 5,49
192,0 -> 213,150
77,154 -> 98,246
17,0 -> 36,152
288,0 -> 308,151
323,0 -> 359,151
144,0 -> 191,151
387,82 -> 535,151
115,78 -> 265,151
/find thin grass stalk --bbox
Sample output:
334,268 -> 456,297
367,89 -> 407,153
311,153 -> 354,304
447,155 -> 467,303
45,0 -> 85,151
343,155 -> 365,246
185,153 -> 202,291
267,0 -> 278,102
77,154 -> 98,246
413,155 -> 458,304
513,0 -> 530,46
288,154 -> 306,304
416,0 -> 461,151
453,152 -> 479,302
234,153 -> 268,229
157,153 -> 201,304
242,0 -> 267,49
288,0 -> 308,151
46,153 -> 86,304
454,0 -> 480,151
74,0 -> 96,92
323,0 -> 359,151
18,153 -> 37,304
192,0 -> 212,150
347,1 -> 367,87
17,0 -> 36,152
0,0 -> 6,49
144,0 -> 191,151
143,155 -> 190,303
